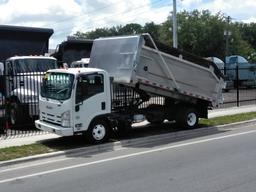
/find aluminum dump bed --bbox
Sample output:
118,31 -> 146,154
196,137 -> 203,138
90,34 -> 224,107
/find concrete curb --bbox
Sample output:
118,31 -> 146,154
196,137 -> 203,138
1,119 -> 256,167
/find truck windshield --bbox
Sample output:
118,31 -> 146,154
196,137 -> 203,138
41,72 -> 74,100
14,58 -> 57,73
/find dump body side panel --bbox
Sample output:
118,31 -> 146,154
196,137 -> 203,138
90,36 -> 143,84
137,46 -> 223,104
90,35 -> 224,107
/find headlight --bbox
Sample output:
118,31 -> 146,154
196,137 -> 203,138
61,110 -> 71,127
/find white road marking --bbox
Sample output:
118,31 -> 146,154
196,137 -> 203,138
0,158 -> 74,174
0,129 -> 256,184
0,147 -> 125,174
0,123 -> 253,174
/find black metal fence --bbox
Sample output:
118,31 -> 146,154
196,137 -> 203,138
1,66 -> 256,138
220,65 -> 256,108
0,73 -> 43,138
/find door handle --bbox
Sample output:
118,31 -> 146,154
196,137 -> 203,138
101,102 -> 106,110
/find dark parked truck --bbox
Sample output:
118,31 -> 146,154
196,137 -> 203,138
0,25 -> 54,93
0,25 -> 53,63
51,37 -> 93,67
0,25 -> 57,127
35,34 -> 224,143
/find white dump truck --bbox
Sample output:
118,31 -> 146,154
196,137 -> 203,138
35,34 -> 224,143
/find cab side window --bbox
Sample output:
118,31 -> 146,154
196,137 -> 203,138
87,74 -> 104,95
76,74 -> 104,104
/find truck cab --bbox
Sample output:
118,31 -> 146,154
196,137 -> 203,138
35,68 -> 111,141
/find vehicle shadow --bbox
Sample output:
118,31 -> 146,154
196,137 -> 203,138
116,122 -> 228,148
38,121 -> 230,159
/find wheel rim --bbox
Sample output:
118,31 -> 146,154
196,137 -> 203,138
187,112 -> 197,127
92,124 -> 106,141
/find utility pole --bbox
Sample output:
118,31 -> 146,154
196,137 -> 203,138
224,16 -> 231,58
224,16 -> 231,74
172,0 -> 178,48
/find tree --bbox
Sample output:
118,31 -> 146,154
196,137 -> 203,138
175,10 -> 227,58
235,22 -> 256,62
73,23 -> 143,39
228,24 -> 254,60
118,23 -> 143,35
236,22 -> 256,49
71,9 -> 256,61
143,22 -> 160,41
73,28 -> 113,39
158,19 -> 172,46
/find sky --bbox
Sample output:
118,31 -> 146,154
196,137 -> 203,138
0,0 -> 255,49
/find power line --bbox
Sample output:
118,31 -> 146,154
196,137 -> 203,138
85,1 -> 169,27
50,0 -> 170,36
42,1 -> 125,27
44,0 -> 168,28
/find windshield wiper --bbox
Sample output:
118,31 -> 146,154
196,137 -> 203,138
57,88 -> 69,94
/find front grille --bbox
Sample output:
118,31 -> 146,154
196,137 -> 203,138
41,111 -> 61,125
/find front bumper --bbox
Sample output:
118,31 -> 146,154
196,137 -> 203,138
35,120 -> 74,136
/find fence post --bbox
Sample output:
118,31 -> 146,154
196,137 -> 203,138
236,64 -> 240,107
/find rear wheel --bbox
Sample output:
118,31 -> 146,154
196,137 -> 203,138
145,104 -> 165,124
87,119 -> 110,144
145,113 -> 165,124
115,120 -> 132,137
176,107 -> 198,129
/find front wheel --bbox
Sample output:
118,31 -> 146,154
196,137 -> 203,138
87,119 -> 110,144
176,108 -> 198,129
10,102 -> 24,126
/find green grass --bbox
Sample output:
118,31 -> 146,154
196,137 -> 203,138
199,112 -> 256,127
0,144 -> 55,161
1,111 -> 256,162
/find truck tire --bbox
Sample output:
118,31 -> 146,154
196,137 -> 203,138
145,113 -> 165,124
176,107 -> 198,129
10,102 -> 24,126
87,119 -> 110,144
116,120 -> 132,137
145,104 -> 165,124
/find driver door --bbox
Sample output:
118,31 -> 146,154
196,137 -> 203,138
73,73 -> 109,132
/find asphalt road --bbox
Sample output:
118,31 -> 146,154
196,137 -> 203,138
1,124 -> 256,192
